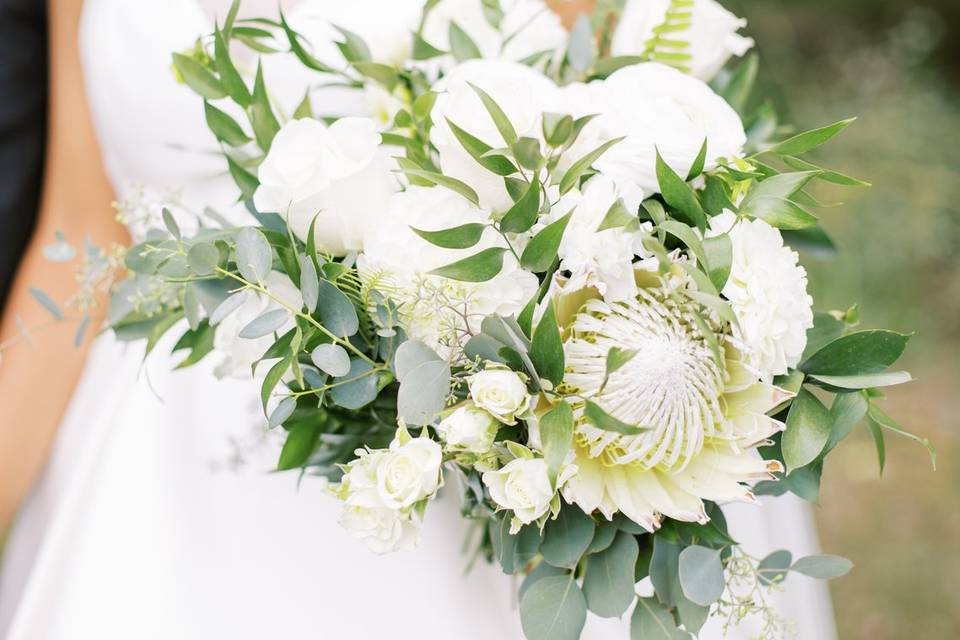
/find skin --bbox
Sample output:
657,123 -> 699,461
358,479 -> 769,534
0,0 -> 128,531
0,0 -> 601,533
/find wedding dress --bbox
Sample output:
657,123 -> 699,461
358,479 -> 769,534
0,1 -> 836,638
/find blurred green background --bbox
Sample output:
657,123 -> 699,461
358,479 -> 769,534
728,0 -> 960,637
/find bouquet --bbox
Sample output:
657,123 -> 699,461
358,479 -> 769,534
32,0 -> 935,637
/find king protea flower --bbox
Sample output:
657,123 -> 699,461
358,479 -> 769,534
560,282 -> 790,531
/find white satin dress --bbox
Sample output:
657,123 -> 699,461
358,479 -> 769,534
0,1 -> 836,638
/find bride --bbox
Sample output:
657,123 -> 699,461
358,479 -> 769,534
0,1 -> 837,638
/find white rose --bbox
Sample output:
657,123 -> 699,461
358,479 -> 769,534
422,0 -> 565,71
708,210 -> 814,381
253,117 -> 395,256
338,504 -> 421,554
612,0 -> 754,81
213,271 -> 303,378
470,369 -> 530,425
482,457 -> 553,525
375,437 -> 443,509
561,62 -> 746,198
430,60 -> 560,211
436,405 -> 499,454
356,186 -> 538,358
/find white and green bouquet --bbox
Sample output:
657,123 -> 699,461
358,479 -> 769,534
51,0 -> 936,637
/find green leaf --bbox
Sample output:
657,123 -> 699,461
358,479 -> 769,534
393,340 -> 443,380
521,212 -> 572,272
810,371 -> 912,389
771,118 -> 856,157
315,279 -> 359,336
260,355 -> 291,411
659,219 -> 707,269
597,198 -> 637,232
519,575 -> 587,640
583,531 -> 640,618
29,287 -> 63,320
444,119 -> 516,176
630,597 -> 688,640
277,421 -> 321,469
541,506 -> 595,568
583,400 -> 647,436
204,101 -> 250,147
782,387 -> 831,472
226,155 -> 258,199
560,137 -> 624,195
513,137 -> 542,171
566,14 -> 595,72
333,24 -> 372,62
825,391 -> 868,452
397,168 -> 480,205
329,359 -> 378,409
268,396 -> 296,428
428,247 -> 507,282
802,312 -> 847,362
239,308 -> 289,339
499,178 -> 541,234
411,222 -> 487,249
250,62 -> 280,151
448,21 -> 482,62
530,301 -> 564,387
542,112 -> 575,147
686,138 -> 708,181
214,26 -> 250,107
655,149 -> 707,231
586,522 -> 618,555
413,33 -> 446,60
801,330 -> 910,376
397,360 -> 450,425
758,549 -> 793,586
782,156 -> 870,187
678,545 -> 725,606
235,227 -> 273,284
310,343 -> 350,377
590,55 -> 646,79
352,62 -> 399,91
279,10 -> 335,73
468,82 -> 518,146
740,196 -> 818,230
172,53 -> 226,99
519,563 -> 567,599
782,226 -> 838,258
720,53 -> 757,114
702,233 -> 732,291
867,402 -> 936,470
606,347 -> 638,377
540,401 -> 574,484
790,554 -> 854,580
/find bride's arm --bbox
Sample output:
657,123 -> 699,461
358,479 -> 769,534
0,0 -> 128,530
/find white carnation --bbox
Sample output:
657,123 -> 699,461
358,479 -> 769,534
482,457 -> 554,525
709,210 -> 814,381
253,117 -> 395,256
546,175 -> 651,302
469,369 -> 531,425
611,0 -> 754,81
561,63 -> 745,198
212,271 -> 303,378
430,60 -> 560,211
436,406 -> 499,454
357,186 -> 538,357
338,504 -> 421,554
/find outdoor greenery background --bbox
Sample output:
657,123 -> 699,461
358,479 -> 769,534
730,0 -> 960,637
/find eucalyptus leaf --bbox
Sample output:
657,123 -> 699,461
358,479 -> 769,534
790,554 -> 854,580
519,575 -> 587,640
758,550 -> 792,586
268,396 -> 296,428
541,506 -> 595,569
583,531 -> 640,617
394,340 -> 443,380
187,242 -> 220,276
678,545 -> 725,606
210,290 -> 248,326
235,227 -> 273,284
397,360 -> 450,425
630,597 -> 688,640
310,343 -> 351,377
329,359 -> 378,409
239,308 -> 289,339
315,279 -> 359,337
299,255 -> 319,312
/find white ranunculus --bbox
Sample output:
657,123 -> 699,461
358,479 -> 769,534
708,211 -> 813,381
338,504 -> 421,554
436,405 -> 499,454
356,186 -> 538,358
422,0 -> 566,70
252,117 -> 395,256
430,60 -> 560,211
611,0 -> 754,81
561,63 -> 745,198
375,437 -> 443,509
469,369 -> 531,425
213,271 -> 303,378
545,175 -> 651,302
482,457 -> 554,525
